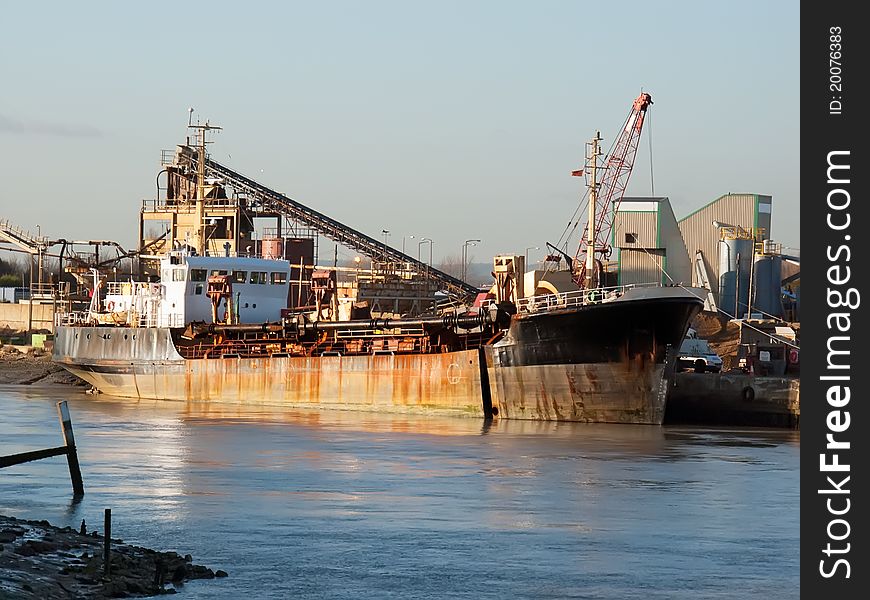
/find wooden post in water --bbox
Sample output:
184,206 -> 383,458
56,401 -> 85,496
0,401 -> 85,497
104,508 -> 112,577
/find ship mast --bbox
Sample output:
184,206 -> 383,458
584,132 -> 602,290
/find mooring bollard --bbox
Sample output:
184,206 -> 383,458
57,401 -> 85,496
104,508 -> 112,577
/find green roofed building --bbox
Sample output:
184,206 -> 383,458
612,197 -> 691,287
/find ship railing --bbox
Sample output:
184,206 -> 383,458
141,197 -> 240,212
516,282 -> 662,314
55,311 -> 92,326
136,312 -> 185,328
105,281 -> 162,296
28,281 -> 70,299
334,326 -> 426,339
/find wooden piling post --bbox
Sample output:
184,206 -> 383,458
104,508 -> 112,577
56,401 -> 84,496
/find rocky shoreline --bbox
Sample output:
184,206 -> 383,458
0,515 -> 227,599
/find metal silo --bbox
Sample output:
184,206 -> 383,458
751,240 -> 783,318
718,233 -> 753,318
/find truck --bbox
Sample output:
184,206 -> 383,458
677,336 -> 723,373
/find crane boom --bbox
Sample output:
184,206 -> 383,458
573,92 -> 653,288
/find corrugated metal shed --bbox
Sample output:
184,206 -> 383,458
615,210 -> 658,248
613,197 -> 691,286
619,249 -> 665,285
678,193 -> 772,298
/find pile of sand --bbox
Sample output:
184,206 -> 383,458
689,312 -> 742,371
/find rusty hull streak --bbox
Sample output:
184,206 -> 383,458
487,360 -> 668,424
63,351 -> 486,418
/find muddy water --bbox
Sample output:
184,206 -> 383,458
0,385 -> 799,599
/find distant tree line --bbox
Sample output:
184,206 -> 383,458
0,254 -> 27,287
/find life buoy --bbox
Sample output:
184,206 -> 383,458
788,349 -> 799,364
106,301 -> 115,311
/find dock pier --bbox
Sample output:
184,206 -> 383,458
667,372 -> 799,428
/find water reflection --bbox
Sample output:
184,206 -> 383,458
0,385 -> 799,599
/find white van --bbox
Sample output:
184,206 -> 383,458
677,337 -> 723,373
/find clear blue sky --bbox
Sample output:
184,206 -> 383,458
1,0 -> 799,265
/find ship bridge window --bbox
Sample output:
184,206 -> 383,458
233,271 -> 248,284
172,268 -> 186,281
250,271 -> 267,284
210,270 -> 228,277
190,269 -> 207,282
270,272 -> 287,285
194,283 -> 204,295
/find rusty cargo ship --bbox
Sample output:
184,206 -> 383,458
52,252 -> 702,423
52,97 -> 704,424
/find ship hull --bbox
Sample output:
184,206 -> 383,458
485,361 -> 669,423
486,287 -> 703,424
53,288 -> 703,424
53,326 -> 487,417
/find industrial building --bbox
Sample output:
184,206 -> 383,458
612,197 -> 692,287
611,192 -> 796,321
678,193 -> 772,305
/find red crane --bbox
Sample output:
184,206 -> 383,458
572,92 -> 653,289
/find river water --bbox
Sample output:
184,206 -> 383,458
0,384 -> 799,599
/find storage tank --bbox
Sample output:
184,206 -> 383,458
718,237 -> 753,318
752,254 -> 783,318
261,237 -> 283,260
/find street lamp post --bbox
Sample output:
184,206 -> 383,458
381,229 -> 390,264
36,225 -> 43,291
462,239 -> 481,283
418,237 -> 433,268
417,237 -> 433,295
402,235 -> 414,255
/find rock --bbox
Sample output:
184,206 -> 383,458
215,569 -> 228,577
2,514 -> 225,598
184,553 -> 192,562
0,529 -> 22,543
171,564 -> 187,583
15,540 -> 58,556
